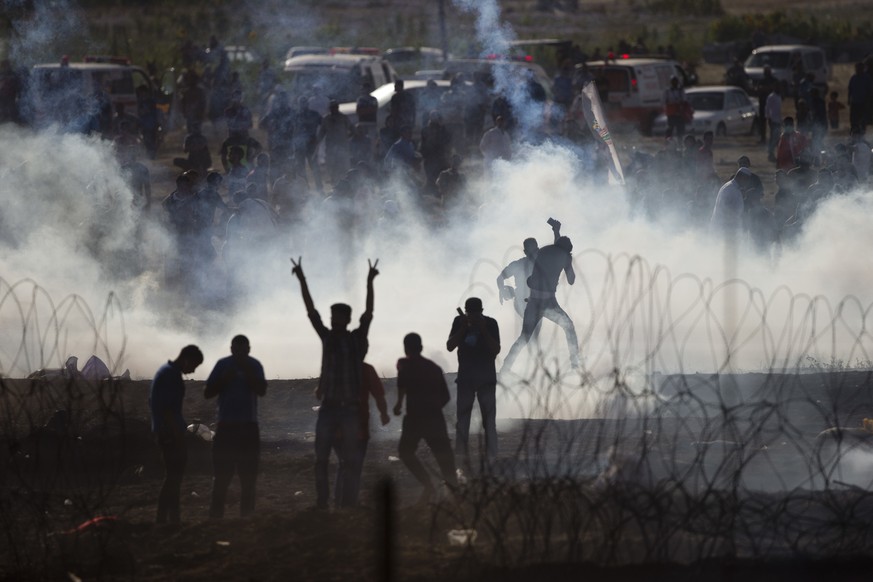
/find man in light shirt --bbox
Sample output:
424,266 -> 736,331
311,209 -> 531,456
765,85 -> 783,163
479,115 -> 512,179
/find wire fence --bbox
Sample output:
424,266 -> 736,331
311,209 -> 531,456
2,255 -> 873,577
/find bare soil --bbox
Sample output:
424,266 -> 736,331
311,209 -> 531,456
4,371 -> 873,580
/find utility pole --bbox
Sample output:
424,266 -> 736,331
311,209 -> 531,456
438,0 -> 448,61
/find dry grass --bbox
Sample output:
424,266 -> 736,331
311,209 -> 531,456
17,0 -> 858,76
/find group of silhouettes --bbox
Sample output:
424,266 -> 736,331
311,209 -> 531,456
149,218 -> 580,519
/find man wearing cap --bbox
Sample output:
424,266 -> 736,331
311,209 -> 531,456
291,257 -> 379,508
447,297 -> 501,465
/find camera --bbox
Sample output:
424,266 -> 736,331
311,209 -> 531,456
547,217 -> 559,228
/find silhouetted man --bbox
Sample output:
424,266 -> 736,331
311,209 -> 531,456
501,226 -> 580,373
150,345 -> 204,524
447,297 -> 500,466
333,361 -> 390,506
395,332 -> 458,504
204,335 -> 267,518
291,257 -> 379,508
390,79 -> 416,129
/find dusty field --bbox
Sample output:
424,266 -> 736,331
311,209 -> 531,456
4,371 -> 873,580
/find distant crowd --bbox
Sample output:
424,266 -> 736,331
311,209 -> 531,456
1,35 -> 872,279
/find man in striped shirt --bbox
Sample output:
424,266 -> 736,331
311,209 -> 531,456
292,257 -> 379,508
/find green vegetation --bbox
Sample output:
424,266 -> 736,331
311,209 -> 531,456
5,1 -> 870,78
710,11 -> 873,44
646,0 -> 724,17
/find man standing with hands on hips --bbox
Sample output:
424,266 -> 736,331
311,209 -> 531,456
447,297 -> 500,469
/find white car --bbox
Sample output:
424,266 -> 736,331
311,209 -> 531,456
652,85 -> 757,137
338,79 -> 453,131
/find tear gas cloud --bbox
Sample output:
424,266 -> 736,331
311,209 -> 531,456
3,0 -> 873,395
3,127 -> 873,390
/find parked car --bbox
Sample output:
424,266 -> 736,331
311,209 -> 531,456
583,57 -> 696,134
284,46 -> 328,60
651,85 -> 757,137
337,79 -> 453,132
26,59 -> 156,129
383,46 -> 449,77
743,44 -> 829,96
281,54 -> 398,103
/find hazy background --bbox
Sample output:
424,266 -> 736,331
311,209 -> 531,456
2,0 -> 872,387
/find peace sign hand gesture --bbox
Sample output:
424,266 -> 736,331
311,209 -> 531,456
290,257 -> 304,279
367,258 -> 380,281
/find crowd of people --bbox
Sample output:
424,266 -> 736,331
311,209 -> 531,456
131,45 -> 873,280
6,36 -> 870,294
142,39 -> 614,301
8,30 -> 872,523
626,111 -> 871,254
149,259 -> 508,519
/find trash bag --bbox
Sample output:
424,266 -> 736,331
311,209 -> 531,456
80,355 -> 111,381
187,423 -> 214,442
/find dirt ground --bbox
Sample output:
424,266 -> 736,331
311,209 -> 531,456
4,371 -> 873,581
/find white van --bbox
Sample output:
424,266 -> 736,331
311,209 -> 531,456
282,54 -> 398,103
582,57 -> 695,134
27,60 -> 155,129
743,44 -> 829,96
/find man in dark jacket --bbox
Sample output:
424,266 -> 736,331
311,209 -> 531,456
447,297 -> 500,465
395,333 -> 458,504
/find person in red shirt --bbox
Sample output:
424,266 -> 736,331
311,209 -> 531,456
776,116 -> 809,171
333,361 -> 390,506
394,333 -> 458,504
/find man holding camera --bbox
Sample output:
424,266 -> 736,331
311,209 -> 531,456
447,297 -> 501,466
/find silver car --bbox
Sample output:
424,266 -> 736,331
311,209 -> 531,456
653,85 -> 758,137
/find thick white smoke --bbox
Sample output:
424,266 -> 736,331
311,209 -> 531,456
2,123 -> 873,389
3,0 -> 873,401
